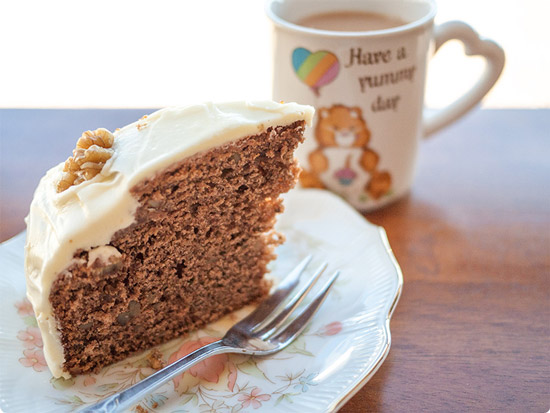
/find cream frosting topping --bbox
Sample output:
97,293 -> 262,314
24,101 -> 314,378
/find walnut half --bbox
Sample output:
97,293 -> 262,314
57,128 -> 115,192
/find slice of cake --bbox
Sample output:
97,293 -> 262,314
24,101 -> 314,378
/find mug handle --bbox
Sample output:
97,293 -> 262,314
423,21 -> 505,138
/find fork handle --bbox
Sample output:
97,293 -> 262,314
81,340 -> 229,413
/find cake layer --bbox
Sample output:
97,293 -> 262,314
24,101 -> 314,378
50,122 -> 305,375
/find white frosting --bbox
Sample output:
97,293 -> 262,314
24,101 -> 314,378
87,246 -> 122,268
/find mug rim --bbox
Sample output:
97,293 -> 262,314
265,0 -> 437,38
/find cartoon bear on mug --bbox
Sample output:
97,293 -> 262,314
300,104 -> 392,200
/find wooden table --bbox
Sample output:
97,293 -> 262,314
1,108 -> 549,412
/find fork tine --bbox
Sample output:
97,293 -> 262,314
254,262 -> 328,338
270,270 -> 340,348
232,255 -> 312,330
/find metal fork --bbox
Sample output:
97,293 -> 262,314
83,256 -> 339,413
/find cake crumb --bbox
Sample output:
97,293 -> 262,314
146,349 -> 165,370
135,406 -> 147,413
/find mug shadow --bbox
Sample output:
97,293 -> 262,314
363,190 -> 468,282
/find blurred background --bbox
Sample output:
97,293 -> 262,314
1,0 -> 548,109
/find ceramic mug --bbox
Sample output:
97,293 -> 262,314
266,0 -> 505,211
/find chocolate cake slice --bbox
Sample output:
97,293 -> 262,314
24,101 -> 313,378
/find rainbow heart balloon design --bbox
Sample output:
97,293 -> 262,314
292,48 -> 340,96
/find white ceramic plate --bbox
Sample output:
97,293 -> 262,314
0,189 -> 402,413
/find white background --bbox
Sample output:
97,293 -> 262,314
1,0 -> 548,108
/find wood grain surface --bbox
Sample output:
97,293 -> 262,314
1,108 -> 549,412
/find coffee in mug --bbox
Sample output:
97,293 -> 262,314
267,0 -> 505,211
296,11 -> 406,32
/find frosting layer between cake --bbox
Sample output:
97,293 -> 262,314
24,101 -> 314,378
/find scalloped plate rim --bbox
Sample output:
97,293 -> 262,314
330,226 -> 403,412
